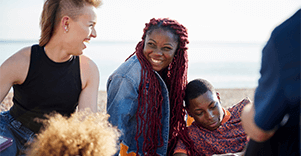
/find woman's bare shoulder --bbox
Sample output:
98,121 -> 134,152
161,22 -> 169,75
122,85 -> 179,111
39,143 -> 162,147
4,46 -> 31,64
79,55 -> 99,73
1,46 -> 32,84
78,55 -> 99,89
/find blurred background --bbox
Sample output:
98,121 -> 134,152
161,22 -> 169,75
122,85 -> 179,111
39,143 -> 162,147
1,0 -> 300,91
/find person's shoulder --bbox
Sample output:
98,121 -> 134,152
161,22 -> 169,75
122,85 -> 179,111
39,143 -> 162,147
79,55 -> 99,83
228,97 -> 251,112
2,46 -> 31,66
233,97 -> 251,107
271,9 -> 300,41
15,46 -> 31,57
0,45 -> 32,84
112,55 -> 141,76
121,55 -> 141,70
79,55 -> 98,71
240,97 -> 251,105
187,122 -> 202,133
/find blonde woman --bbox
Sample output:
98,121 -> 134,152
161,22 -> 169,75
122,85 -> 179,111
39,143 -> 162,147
0,0 -> 102,155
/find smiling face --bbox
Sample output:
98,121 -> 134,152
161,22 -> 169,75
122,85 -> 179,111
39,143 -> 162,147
65,4 -> 97,55
187,91 -> 224,131
143,28 -> 178,72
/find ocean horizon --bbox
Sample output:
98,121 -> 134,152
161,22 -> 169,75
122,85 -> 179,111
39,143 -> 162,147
0,40 -> 265,91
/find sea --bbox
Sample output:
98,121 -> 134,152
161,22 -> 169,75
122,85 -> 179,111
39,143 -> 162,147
0,40 -> 265,91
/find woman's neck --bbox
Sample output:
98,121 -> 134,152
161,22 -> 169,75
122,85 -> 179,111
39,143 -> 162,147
44,41 -> 72,63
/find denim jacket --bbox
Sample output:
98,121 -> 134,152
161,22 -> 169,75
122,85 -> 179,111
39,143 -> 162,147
107,55 -> 170,156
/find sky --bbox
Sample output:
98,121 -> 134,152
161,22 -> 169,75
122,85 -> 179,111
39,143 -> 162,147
0,0 -> 300,43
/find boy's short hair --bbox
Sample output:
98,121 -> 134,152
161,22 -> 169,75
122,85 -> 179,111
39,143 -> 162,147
184,79 -> 216,108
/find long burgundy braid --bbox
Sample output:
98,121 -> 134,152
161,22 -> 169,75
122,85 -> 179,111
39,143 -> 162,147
127,18 -> 197,156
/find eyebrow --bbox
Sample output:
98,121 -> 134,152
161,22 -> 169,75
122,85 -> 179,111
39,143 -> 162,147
89,21 -> 97,24
208,101 -> 216,107
149,39 -> 156,43
149,39 -> 175,47
194,101 -> 215,111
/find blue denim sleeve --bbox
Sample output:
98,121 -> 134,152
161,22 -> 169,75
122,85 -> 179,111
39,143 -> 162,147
106,73 -> 139,153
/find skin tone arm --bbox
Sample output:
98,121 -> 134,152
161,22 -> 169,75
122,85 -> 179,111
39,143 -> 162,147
0,47 -> 30,104
77,55 -> 100,113
241,103 -> 275,142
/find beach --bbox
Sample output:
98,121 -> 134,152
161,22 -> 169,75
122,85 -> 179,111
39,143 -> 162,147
1,88 -> 255,113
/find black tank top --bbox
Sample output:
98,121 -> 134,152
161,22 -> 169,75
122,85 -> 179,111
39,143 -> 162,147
9,44 -> 82,133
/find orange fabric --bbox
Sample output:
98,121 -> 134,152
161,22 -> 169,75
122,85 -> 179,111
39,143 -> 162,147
221,108 -> 231,124
120,143 -> 136,156
187,115 -> 194,126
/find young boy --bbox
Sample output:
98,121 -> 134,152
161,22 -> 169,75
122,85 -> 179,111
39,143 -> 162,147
174,78 -> 250,156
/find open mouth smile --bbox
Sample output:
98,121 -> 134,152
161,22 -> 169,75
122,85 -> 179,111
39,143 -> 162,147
150,58 -> 162,64
83,39 -> 90,49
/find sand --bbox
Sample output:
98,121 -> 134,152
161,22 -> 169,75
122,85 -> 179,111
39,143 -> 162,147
216,88 -> 255,108
1,88 -> 255,113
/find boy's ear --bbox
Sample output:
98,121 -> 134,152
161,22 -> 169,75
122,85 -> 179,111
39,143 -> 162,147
216,91 -> 221,101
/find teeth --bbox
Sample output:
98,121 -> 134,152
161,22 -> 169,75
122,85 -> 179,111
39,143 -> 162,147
151,58 -> 161,63
84,40 -> 90,43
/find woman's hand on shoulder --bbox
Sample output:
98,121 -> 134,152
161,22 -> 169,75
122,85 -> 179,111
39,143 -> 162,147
77,55 -> 100,113
0,46 -> 31,102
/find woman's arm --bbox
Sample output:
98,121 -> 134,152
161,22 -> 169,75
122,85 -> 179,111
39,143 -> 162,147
77,55 -> 100,113
0,47 -> 30,103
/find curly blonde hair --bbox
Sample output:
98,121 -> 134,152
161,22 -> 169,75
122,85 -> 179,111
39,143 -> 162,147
26,110 -> 120,156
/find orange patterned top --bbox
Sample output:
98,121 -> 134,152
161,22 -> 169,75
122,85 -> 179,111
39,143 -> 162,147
174,98 -> 250,156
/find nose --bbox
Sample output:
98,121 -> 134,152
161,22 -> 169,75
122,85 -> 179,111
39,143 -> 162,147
153,49 -> 163,56
90,27 -> 97,38
206,110 -> 214,120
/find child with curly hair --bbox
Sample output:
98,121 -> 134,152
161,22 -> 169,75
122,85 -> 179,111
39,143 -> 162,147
26,110 -> 120,156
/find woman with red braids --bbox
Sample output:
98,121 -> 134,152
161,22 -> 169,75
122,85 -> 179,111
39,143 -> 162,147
106,18 -> 197,156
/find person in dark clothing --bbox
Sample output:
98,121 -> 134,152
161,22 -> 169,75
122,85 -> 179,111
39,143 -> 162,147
0,0 -> 102,155
241,9 -> 300,156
